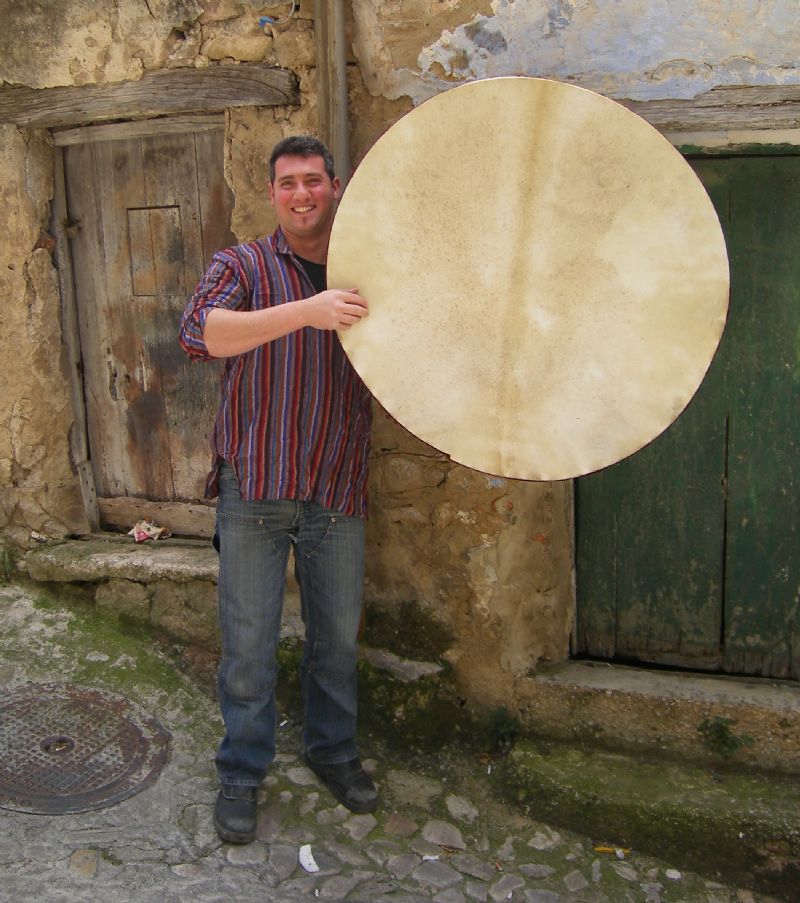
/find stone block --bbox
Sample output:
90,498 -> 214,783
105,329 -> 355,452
412,858 -> 462,889
273,26 -> 316,68
201,32 -> 272,61
422,819 -> 466,850
385,769 -> 442,807
297,0 -> 314,19
384,813 -> 418,838
150,579 -> 218,648
0,0 -> 203,88
373,454 -> 449,493
226,108 -> 283,242
24,539 -> 219,584
198,0 -> 244,23
95,578 -> 151,621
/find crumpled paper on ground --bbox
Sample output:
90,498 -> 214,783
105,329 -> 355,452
128,521 -> 171,543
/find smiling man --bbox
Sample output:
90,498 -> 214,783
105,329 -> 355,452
179,136 -> 377,844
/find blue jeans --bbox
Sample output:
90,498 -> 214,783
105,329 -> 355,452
214,464 -> 365,787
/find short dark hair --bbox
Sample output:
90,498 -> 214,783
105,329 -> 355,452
269,135 -> 335,183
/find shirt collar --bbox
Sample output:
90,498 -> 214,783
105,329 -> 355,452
273,226 -> 293,256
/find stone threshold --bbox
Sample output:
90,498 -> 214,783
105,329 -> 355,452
20,534 -> 444,686
22,533 -> 219,584
519,660 -> 800,776
537,659 -> 800,711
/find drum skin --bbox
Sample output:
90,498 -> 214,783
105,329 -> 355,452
328,77 -> 729,481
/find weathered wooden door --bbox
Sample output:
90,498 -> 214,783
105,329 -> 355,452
63,125 -> 234,533
576,154 -> 800,679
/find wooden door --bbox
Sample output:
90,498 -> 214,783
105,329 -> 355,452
64,125 -> 234,534
576,154 -> 800,679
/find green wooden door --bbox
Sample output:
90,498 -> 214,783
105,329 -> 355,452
576,154 -> 800,679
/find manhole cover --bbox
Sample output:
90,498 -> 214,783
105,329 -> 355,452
0,684 -> 171,814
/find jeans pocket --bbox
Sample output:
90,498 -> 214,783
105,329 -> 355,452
302,516 -> 335,558
216,509 -> 282,555
302,511 -> 364,560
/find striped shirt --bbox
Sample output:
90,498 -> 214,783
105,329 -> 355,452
178,227 -> 372,517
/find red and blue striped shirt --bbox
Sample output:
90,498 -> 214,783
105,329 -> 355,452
178,227 -> 372,517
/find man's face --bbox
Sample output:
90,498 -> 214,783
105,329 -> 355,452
269,153 -> 340,245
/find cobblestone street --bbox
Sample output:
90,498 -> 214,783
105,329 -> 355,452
0,583 -> 784,903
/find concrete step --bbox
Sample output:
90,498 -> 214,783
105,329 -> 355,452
520,661 -> 800,776
20,536 -> 446,686
494,736 -> 800,901
22,533 -> 219,583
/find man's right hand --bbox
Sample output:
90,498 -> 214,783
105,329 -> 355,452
304,289 -> 369,331
203,289 -> 368,358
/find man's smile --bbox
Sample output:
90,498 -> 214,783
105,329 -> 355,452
269,153 -> 341,252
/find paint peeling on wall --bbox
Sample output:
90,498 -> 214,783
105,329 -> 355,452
355,0 -> 800,105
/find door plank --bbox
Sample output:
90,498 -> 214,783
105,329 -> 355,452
722,156 -> 800,678
576,160 -> 731,669
90,136 -> 144,498
95,137 -> 176,500
53,114 -> 224,147
574,461 -> 618,657
195,128 -> 237,264
65,141 -> 132,499
127,206 -> 160,296
53,146 -> 100,531
139,133 -> 226,500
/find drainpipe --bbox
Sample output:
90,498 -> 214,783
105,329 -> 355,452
314,0 -> 351,188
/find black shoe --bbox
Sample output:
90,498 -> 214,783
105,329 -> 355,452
304,755 -> 379,814
214,784 -> 258,843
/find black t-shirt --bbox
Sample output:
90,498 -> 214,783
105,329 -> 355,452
296,255 -> 326,294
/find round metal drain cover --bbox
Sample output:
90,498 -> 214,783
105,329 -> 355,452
0,684 -> 171,814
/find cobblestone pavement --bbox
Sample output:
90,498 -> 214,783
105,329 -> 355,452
0,583 -> 784,903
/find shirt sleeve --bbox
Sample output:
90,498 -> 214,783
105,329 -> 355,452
178,249 -> 251,361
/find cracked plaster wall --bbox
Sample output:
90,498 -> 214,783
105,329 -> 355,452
365,404 -> 574,703
0,125 -> 87,546
352,0 -> 800,105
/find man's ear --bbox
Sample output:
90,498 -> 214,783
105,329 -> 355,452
268,180 -> 276,206
332,176 -> 342,200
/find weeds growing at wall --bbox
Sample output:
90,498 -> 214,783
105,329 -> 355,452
697,716 -> 754,759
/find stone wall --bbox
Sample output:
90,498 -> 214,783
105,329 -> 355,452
3,0 -> 800,715
0,125 -> 88,546
365,406 -> 574,707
